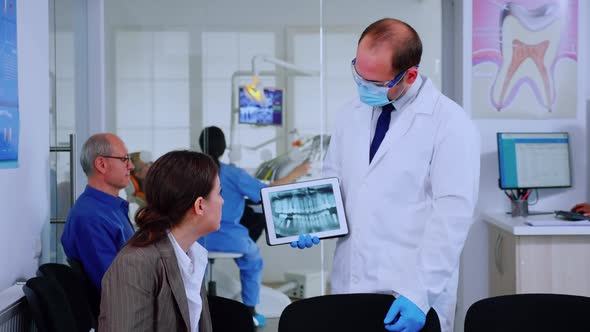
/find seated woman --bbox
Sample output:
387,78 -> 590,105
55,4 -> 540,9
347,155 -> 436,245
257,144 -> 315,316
99,150 -> 223,332
198,126 -> 310,327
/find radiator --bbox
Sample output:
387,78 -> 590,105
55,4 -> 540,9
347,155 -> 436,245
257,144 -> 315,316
0,285 -> 32,332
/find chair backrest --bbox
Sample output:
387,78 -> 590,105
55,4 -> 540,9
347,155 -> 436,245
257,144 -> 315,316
23,276 -> 78,332
37,263 -> 96,331
278,293 -> 441,332
66,257 -> 100,321
465,293 -> 590,332
207,295 -> 255,332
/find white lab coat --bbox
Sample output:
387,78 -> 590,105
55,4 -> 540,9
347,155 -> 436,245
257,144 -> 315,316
323,76 -> 480,332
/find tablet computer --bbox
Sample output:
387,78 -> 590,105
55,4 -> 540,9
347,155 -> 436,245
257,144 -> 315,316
260,177 -> 348,246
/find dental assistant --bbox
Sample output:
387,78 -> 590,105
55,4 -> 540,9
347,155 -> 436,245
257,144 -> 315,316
323,18 -> 480,332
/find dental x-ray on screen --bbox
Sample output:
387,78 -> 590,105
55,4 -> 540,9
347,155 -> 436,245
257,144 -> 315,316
260,177 -> 348,246
238,87 -> 283,125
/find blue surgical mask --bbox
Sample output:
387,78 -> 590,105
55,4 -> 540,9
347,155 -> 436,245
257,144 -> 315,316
357,84 -> 392,107
351,58 -> 412,107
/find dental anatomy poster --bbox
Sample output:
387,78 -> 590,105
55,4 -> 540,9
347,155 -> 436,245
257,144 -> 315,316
472,0 -> 578,119
0,0 -> 19,168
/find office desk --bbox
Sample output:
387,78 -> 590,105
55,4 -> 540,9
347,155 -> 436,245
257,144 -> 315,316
483,212 -> 590,297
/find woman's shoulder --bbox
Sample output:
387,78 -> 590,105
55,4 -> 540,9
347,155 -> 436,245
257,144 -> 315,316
113,242 -> 161,268
103,240 -> 169,293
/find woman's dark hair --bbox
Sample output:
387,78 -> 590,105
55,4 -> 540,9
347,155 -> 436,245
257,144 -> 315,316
129,150 -> 218,247
198,126 -> 226,166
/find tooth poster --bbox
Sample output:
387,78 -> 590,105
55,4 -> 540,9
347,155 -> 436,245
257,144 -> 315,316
0,0 -> 19,168
472,0 -> 578,118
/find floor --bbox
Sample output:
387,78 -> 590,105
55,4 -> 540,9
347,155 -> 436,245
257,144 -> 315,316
258,318 -> 279,331
255,281 -> 293,331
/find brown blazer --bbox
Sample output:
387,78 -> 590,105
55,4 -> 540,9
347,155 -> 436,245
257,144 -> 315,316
99,236 -> 212,332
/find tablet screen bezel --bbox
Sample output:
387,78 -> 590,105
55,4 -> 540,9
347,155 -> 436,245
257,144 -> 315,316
260,177 -> 348,246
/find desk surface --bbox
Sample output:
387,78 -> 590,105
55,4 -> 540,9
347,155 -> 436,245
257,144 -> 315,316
482,212 -> 590,236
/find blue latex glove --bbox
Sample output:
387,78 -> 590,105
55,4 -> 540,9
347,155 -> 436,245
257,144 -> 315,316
290,234 -> 320,249
383,295 -> 426,332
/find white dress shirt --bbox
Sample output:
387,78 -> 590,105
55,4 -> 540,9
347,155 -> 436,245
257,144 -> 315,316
167,232 -> 208,332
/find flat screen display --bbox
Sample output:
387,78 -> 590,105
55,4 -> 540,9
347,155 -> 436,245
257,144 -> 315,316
238,87 -> 283,125
497,132 -> 571,189
260,177 -> 348,246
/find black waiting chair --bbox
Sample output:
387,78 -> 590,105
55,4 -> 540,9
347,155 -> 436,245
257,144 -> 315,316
36,263 -> 96,331
67,257 -> 100,321
279,293 -> 441,332
208,295 -> 255,332
23,276 -> 78,332
464,293 -> 590,332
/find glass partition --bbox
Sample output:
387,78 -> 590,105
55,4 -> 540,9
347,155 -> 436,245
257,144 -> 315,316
99,0 -> 442,328
47,0 -> 77,264
104,1 -> 324,298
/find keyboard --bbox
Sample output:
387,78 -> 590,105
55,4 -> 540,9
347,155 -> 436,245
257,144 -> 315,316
554,210 -> 590,221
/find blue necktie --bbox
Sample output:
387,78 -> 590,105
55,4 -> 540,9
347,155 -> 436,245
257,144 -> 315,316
369,103 -> 394,163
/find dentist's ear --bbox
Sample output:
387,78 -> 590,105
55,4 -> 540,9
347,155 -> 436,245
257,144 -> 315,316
193,197 -> 205,216
405,67 -> 418,84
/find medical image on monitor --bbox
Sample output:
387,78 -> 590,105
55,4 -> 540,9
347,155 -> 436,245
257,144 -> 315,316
497,132 -> 571,189
268,184 -> 340,238
238,87 -> 282,125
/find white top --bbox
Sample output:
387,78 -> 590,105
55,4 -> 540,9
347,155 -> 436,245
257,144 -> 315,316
324,75 -> 480,332
482,212 -> 590,236
167,232 -> 208,332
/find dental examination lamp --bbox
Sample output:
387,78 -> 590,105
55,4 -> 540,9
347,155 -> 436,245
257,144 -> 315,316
229,55 -> 319,164
244,55 -> 319,102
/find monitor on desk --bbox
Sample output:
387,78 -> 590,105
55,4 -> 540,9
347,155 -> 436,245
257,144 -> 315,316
497,132 -> 571,190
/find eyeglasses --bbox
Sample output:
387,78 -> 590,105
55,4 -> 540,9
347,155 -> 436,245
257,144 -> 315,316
101,155 -> 131,166
351,58 -> 413,88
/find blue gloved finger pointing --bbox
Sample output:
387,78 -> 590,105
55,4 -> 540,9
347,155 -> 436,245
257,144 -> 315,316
297,234 -> 306,249
384,298 -> 401,324
312,236 -> 320,244
290,234 -> 320,249
304,234 -> 313,248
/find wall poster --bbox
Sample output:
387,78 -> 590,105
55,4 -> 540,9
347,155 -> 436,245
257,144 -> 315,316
0,0 -> 18,168
472,0 -> 578,119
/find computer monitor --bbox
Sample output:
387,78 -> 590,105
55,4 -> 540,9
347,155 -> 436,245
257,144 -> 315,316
238,87 -> 283,125
497,132 -> 571,189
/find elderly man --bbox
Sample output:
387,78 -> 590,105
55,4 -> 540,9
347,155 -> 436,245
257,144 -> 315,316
61,133 -> 135,291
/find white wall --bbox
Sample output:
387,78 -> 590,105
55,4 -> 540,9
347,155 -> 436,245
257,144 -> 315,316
102,0 -> 443,283
0,0 -> 50,290
456,1 -> 589,330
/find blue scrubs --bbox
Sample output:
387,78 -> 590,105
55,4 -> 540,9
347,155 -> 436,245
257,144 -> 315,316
61,185 -> 135,291
201,163 -> 266,306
